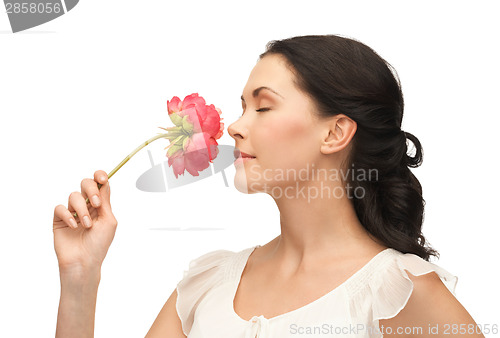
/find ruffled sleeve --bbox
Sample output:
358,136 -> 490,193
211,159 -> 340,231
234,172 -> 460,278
175,249 -> 235,336
348,250 -> 458,337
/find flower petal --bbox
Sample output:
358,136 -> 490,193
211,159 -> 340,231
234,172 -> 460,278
179,133 -> 214,176
182,93 -> 208,126
186,160 -> 208,176
207,137 -> 219,161
185,133 -> 207,152
177,107 -> 202,132
182,93 -> 206,111
214,122 -> 224,140
167,151 -> 186,178
184,149 -> 210,176
167,96 -> 182,114
202,104 -> 222,137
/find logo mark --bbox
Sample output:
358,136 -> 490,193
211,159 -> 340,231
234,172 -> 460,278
136,145 -> 236,192
4,0 -> 79,33
138,145 -> 236,231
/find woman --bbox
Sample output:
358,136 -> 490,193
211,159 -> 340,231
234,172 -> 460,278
53,35 -> 484,337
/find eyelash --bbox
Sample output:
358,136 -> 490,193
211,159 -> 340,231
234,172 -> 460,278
240,107 -> 271,116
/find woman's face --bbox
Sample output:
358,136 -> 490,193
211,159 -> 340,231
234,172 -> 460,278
228,54 -> 325,194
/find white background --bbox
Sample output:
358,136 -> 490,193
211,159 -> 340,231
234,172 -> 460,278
1,1 -> 499,336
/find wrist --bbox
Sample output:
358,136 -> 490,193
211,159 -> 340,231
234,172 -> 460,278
59,264 -> 101,287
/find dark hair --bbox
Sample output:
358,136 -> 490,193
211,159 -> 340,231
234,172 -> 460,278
260,35 -> 438,261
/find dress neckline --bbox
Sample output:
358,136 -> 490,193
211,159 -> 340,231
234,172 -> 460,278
230,245 -> 395,323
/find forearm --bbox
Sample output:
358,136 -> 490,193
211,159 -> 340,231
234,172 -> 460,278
56,267 -> 101,338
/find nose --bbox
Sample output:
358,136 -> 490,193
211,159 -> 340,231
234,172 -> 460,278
228,119 -> 246,140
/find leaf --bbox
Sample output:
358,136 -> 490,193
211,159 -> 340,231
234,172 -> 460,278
182,115 -> 194,134
167,144 -> 183,158
169,112 -> 183,126
182,135 -> 190,150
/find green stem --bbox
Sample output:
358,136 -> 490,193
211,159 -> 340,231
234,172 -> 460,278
165,134 -> 185,149
72,133 -> 169,219
108,133 -> 167,180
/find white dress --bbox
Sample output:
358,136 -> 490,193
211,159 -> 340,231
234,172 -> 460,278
175,245 -> 458,338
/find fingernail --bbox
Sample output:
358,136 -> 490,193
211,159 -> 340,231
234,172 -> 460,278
92,195 -> 101,207
83,216 -> 91,227
101,176 -> 107,182
69,218 -> 78,228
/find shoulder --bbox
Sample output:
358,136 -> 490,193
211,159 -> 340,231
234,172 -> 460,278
375,251 -> 483,337
175,245 -> 257,336
380,271 -> 482,337
179,248 -> 236,277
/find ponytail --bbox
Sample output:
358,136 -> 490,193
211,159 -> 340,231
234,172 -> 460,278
349,128 -> 437,261
404,131 -> 423,168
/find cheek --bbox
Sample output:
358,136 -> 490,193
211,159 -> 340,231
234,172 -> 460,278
256,114 -> 317,167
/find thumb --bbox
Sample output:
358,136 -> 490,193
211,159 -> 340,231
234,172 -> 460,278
97,180 -> 112,217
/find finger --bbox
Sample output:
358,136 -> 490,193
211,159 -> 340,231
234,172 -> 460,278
68,191 -> 93,228
68,197 -> 90,217
94,170 -> 108,187
54,204 -> 78,229
81,178 -> 101,208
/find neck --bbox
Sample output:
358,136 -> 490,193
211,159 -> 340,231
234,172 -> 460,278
268,178 -> 385,266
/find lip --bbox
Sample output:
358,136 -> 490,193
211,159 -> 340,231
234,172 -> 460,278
233,149 -> 256,166
233,149 -> 256,159
234,157 -> 255,166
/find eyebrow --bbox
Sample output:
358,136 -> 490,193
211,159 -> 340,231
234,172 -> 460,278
241,86 -> 284,102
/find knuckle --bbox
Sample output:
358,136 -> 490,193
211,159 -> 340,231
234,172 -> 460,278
69,191 -> 80,199
81,178 -> 93,188
54,204 -> 65,215
99,169 -> 108,175
106,214 -> 117,226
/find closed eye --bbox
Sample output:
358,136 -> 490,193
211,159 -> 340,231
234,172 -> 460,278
240,107 -> 270,117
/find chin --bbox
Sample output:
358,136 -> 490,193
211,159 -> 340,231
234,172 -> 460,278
233,169 -> 251,194
233,167 -> 264,194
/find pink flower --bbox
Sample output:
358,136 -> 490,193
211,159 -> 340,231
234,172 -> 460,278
167,93 -> 223,138
164,93 -> 224,178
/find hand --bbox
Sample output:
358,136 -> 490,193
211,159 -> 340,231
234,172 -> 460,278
53,170 -> 118,272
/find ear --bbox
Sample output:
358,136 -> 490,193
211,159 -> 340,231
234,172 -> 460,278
320,115 -> 357,155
